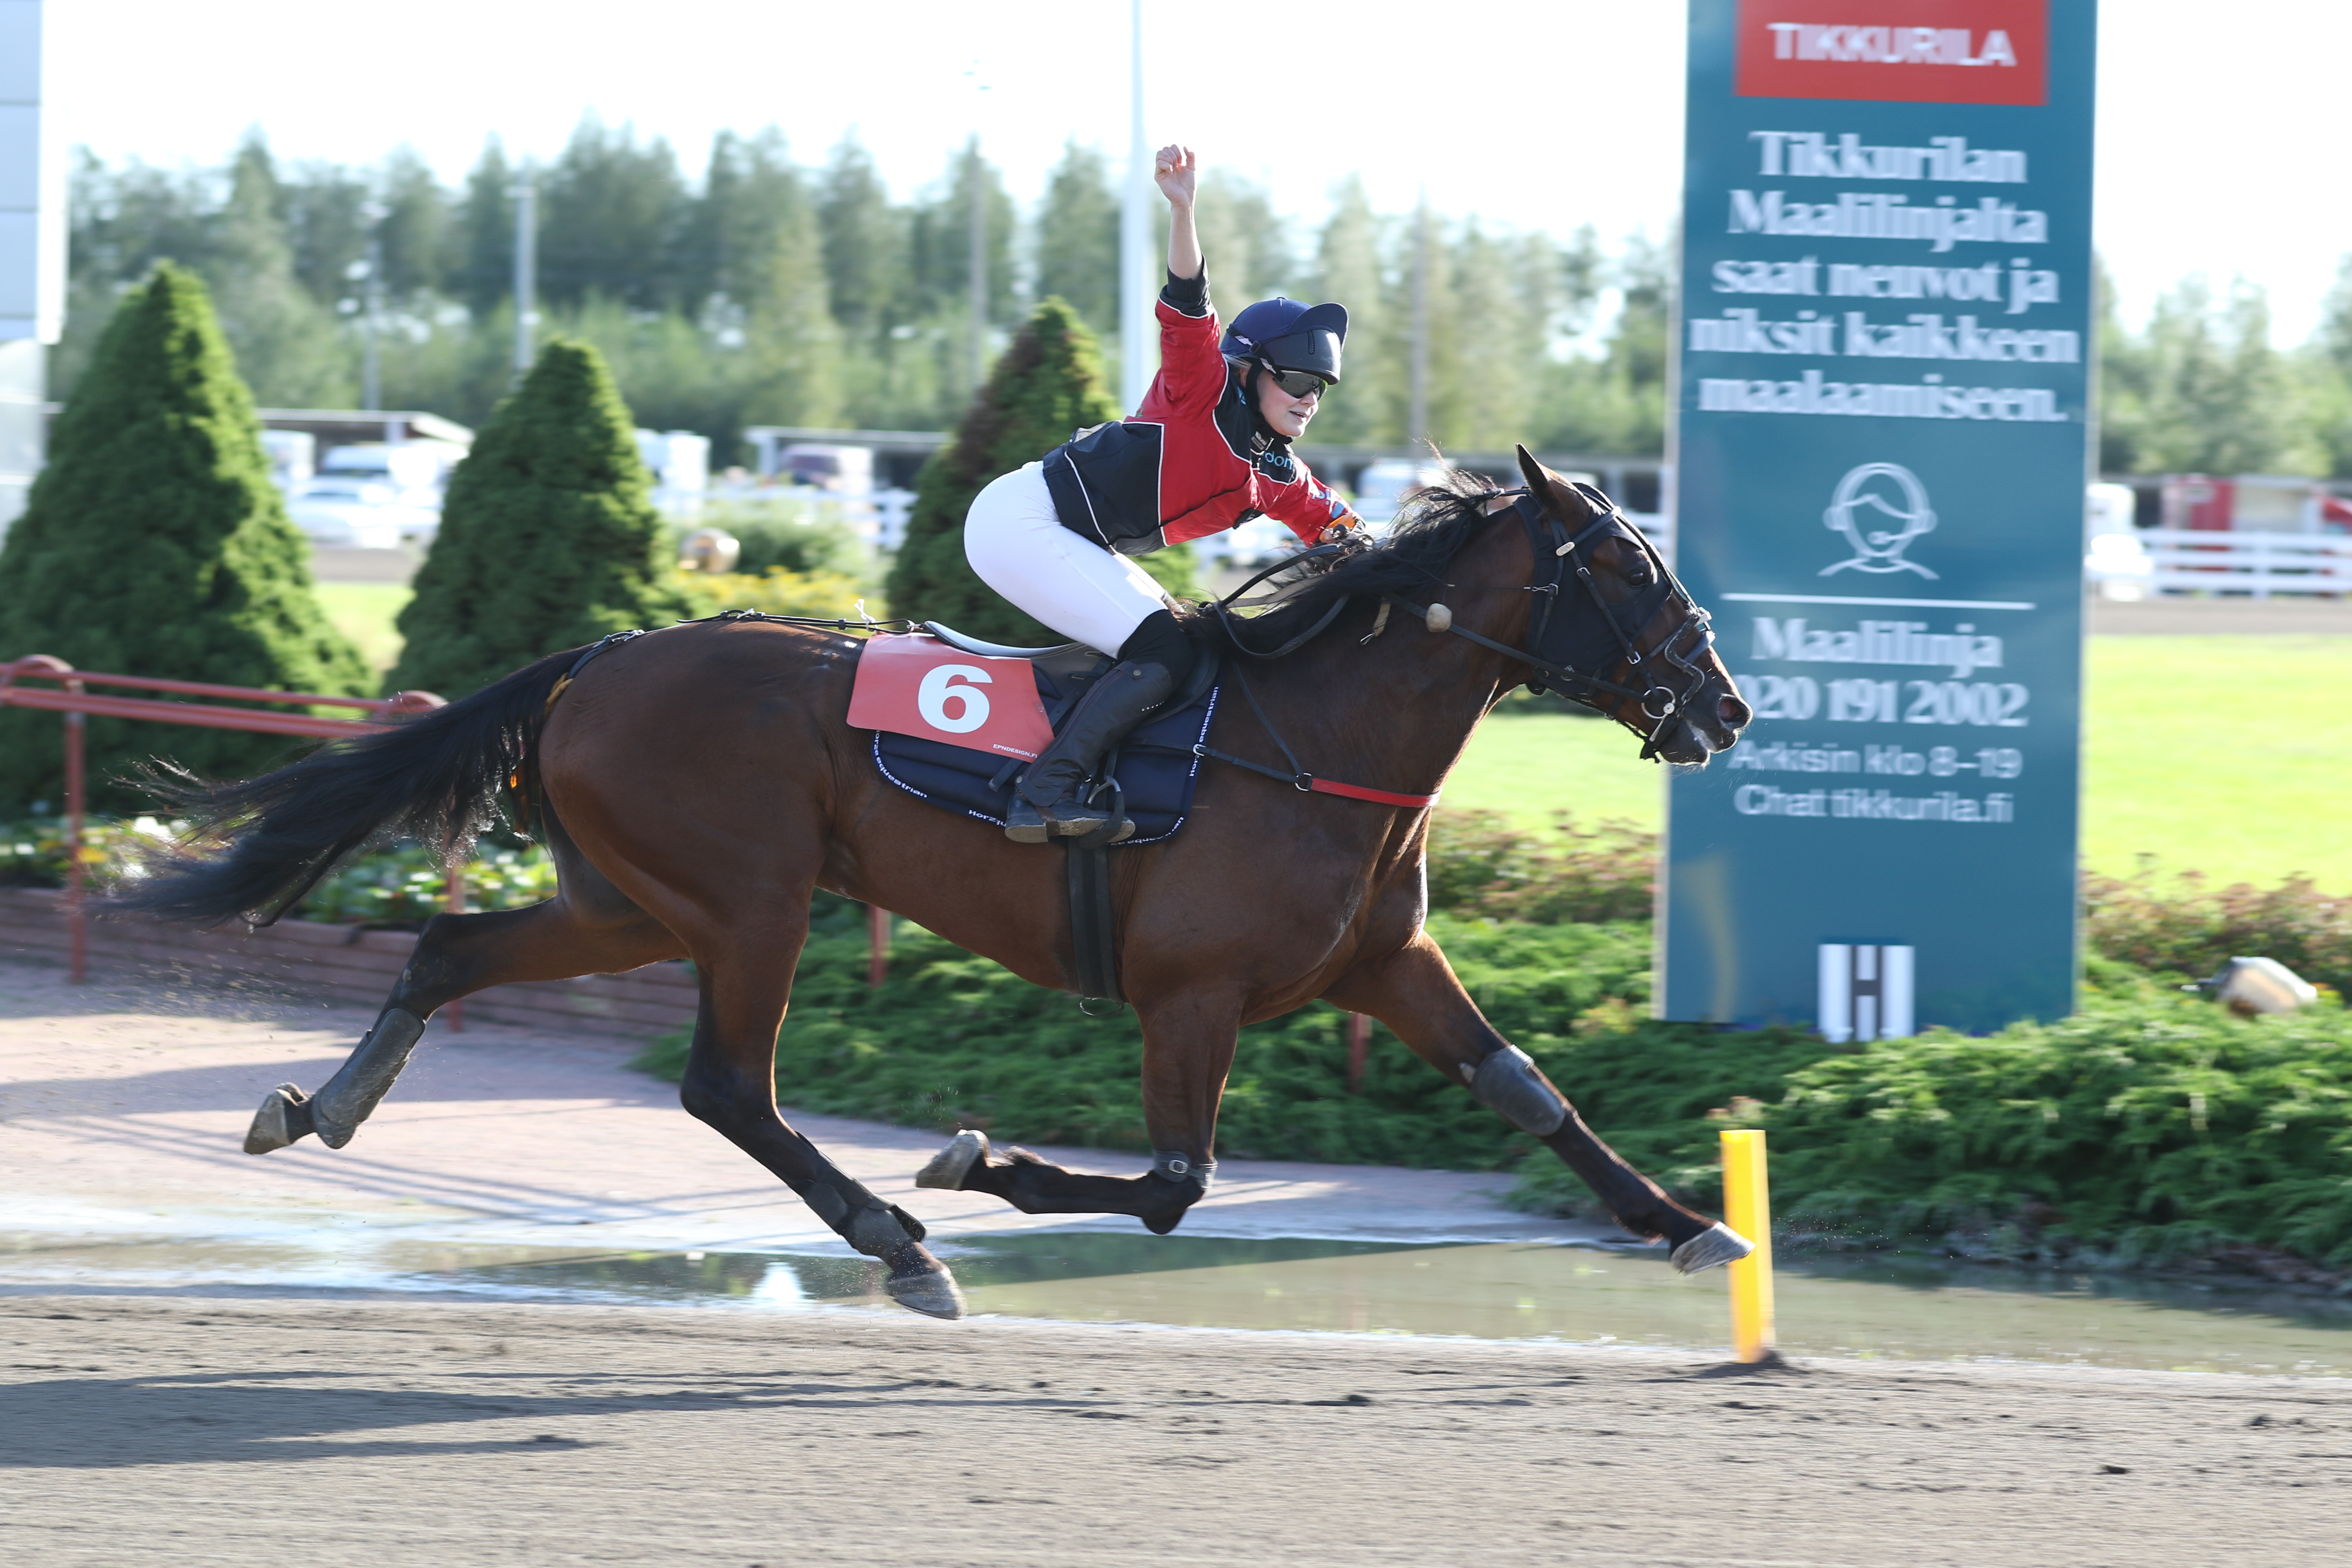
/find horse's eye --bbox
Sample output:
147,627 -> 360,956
1624,558 -> 1652,585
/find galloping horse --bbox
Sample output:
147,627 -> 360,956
116,450 -> 1753,1318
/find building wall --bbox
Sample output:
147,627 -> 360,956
0,0 -> 62,539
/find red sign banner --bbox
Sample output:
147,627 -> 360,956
1736,0 -> 2047,105
845,634 -> 1054,761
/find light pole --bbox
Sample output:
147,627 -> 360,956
357,200 -> 386,413
1409,195 -> 1431,447
511,166 -> 537,377
968,140 -> 987,395
1119,0 -> 1152,413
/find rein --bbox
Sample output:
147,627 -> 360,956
1191,485 -> 1716,796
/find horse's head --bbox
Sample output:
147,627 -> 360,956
1512,446 -> 1749,767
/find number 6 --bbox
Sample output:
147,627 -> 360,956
917,664 -> 993,733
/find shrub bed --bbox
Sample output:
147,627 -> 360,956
19,807 -> 2351,1275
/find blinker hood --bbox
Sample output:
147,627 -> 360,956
1516,493 -> 1679,710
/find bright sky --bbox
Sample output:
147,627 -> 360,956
46,0 -> 2352,343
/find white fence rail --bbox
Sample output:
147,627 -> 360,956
2141,529 -> 2352,598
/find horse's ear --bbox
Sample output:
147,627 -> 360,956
1514,443 -> 1550,497
1514,443 -> 1592,521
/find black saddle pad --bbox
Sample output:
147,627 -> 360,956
872,654 -> 1219,846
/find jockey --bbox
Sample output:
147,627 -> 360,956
965,144 -> 1361,842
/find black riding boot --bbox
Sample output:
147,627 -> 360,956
1007,659 -> 1176,842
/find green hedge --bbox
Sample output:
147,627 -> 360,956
628,905 -> 1708,1171
27,805 -> 2352,1272
1507,960 -> 2352,1270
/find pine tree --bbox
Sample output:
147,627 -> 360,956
204,136 -> 354,407
884,298 -> 1196,644
385,338 -> 700,699
0,264 -> 368,815
1035,143 -> 1119,334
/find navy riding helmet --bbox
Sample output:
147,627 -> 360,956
1220,297 -> 1349,386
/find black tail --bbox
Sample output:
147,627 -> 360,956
107,649 -> 581,928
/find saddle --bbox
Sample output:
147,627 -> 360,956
868,622 -> 1221,849
864,624 -> 1221,1009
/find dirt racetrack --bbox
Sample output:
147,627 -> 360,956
5,1294 -> 2348,1567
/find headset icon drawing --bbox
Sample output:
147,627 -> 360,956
1820,462 -> 1938,579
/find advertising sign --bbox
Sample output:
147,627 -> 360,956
1663,0 -> 2096,1034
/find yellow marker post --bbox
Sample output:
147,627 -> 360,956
1720,1129 -> 1775,1363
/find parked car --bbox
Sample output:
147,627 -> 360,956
1351,460 -> 1455,530
1201,514 -> 1302,571
776,444 -> 874,494
288,440 -> 457,546
285,478 -> 438,548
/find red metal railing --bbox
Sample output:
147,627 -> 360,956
0,655 -> 446,993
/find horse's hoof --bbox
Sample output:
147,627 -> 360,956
243,1084 -> 316,1155
1670,1222 -> 1756,1275
882,1249 -> 968,1320
915,1128 -> 990,1190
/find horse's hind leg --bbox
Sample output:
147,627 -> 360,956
676,919 -> 965,1320
923,990 -> 1241,1237
244,897 -> 682,1155
1324,932 -> 1753,1274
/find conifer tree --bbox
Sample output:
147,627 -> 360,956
884,297 -> 1196,645
0,263 -> 368,814
386,339 -> 699,699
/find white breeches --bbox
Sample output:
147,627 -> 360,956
962,462 -> 1171,656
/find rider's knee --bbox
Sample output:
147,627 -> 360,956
1118,609 -> 1198,686
1463,1046 -> 1569,1136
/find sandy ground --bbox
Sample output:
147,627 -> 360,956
9,958 -> 2352,1565
6,1293 -> 2351,1567
0,960 -> 1608,1267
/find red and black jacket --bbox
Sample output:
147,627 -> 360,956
1042,271 -> 1350,557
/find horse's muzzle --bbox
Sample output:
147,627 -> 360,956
1653,691 -> 1750,766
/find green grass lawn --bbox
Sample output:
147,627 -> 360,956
314,583 -> 412,678
322,593 -> 2345,893
1446,636 -> 2352,892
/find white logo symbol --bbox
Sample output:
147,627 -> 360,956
916,664 -> 993,732
1821,462 -> 1938,579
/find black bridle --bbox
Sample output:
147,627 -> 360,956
1207,481 -> 1719,762
1376,484 -> 1717,760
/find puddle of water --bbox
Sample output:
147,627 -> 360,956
935,1236 -> 2352,1376
9,1227 -> 2348,1378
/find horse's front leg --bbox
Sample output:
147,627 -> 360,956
919,989 -> 1243,1236
674,907 -> 966,1319
1324,931 -> 1752,1273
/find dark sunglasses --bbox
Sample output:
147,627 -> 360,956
1259,363 -> 1329,400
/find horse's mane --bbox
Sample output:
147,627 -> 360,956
1191,470 -> 1511,656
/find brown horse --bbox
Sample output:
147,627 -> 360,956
116,449 -> 1752,1319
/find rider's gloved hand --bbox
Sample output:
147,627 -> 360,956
1318,510 -> 1363,545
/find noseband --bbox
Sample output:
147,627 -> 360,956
1382,486 -> 1717,760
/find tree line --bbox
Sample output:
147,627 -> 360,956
2098,264 -> 2352,479
55,116 -> 2352,479
58,119 -> 1668,460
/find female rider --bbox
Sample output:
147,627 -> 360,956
964,144 -> 1361,842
